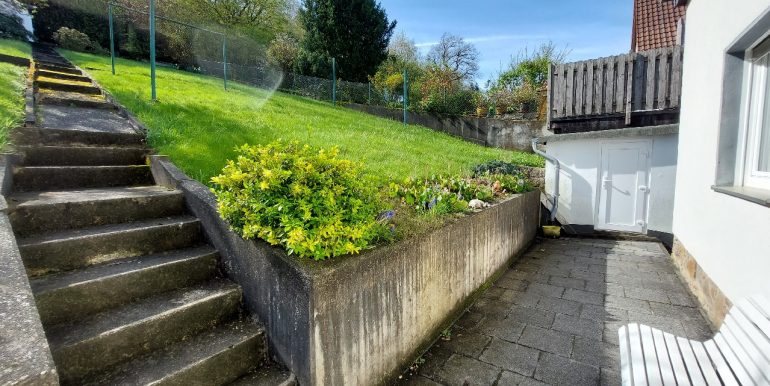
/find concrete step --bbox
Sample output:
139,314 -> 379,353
37,69 -> 90,83
31,246 -> 218,326
9,186 -> 184,237
11,127 -> 144,147
16,145 -> 148,166
38,63 -> 81,75
13,165 -> 154,192
18,215 -> 202,276
47,280 -> 243,384
85,319 -> 266,386
37,90 -> 112,110
37,79 -> 102,95
228,365 -> 297,386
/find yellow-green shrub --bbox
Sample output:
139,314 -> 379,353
211,141 -> 387,260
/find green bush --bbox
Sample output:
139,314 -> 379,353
211,141 -> 387,260
473,160 -> 521,177
53,27 -> 105,54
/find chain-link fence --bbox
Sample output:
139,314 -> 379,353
57,1 -> 542,120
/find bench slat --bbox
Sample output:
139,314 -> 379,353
690,340 -> 722,385
751,294 -> 770,317
719,325 -> 767,385
703,339 -> 740,386
663,332 -> 691,386
651,328 -> 677,385
723,314 -> 770,385
739,298 -> 770,340
640,325 -> 663,385
714,332 -> 754,385
619,325 -> 634,385
731,305 -> 770,367
629,324 -> 650,386
677,336 -> 708,385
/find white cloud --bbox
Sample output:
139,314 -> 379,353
415,34 -> 547,48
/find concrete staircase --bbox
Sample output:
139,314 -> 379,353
6,44 -> 294,386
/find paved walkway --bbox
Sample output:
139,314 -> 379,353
403,237 -> 713,386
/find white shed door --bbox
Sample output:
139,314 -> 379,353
597,141 -> 651,233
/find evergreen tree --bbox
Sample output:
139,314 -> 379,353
297,0 -> 396,82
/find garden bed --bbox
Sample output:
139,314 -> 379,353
150,155 -> 540,385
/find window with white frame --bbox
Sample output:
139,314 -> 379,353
744,35 -> 770,190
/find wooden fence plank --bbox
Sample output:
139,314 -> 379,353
615,56 -> 626,113
594,59 -> 604,114
625,53 -> 635,125
575,62 -> 585,116
657,49 -> 671,109
670,45 -> 683,108
645,49 -> 658,111
604,56 -> 616,114
565,63 -> 575,117
585,60 -> 595,114
547,63 -> 554,123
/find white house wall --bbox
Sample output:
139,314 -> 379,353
674,0 -> 770,302
544,134 -> 678,235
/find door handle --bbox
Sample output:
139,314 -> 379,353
638,185 -> 649,193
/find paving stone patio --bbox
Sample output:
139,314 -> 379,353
401,237 -> 713,386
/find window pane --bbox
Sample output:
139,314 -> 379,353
758,54 -> 770,172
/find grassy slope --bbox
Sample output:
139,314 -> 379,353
62,50 -> 543,185
0,38 -> 31,58
0,39 -> 30,148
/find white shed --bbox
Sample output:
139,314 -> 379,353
542,125 -> 678,246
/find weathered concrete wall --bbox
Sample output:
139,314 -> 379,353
0,155 -> 59,386
150,156 -> 540,385
345,103 -> 544,153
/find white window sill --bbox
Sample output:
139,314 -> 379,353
712,185 -> 770,207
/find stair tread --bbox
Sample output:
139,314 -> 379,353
15,144 -> 146,150
39,105 -> 134,134
9,186 -> 177,208
88,319 -> 264,386
17,165 -> 149,170
47,280 -> 240,350
228,365 -> 296,386
30,245 -> 217,296
18,215 -> 199,247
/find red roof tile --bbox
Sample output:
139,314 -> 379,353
632,0 -> 687,51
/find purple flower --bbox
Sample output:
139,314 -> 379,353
377,210 -> 395,222
427,197 -> 437,209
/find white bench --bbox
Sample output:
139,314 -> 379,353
618,295 -> 770,385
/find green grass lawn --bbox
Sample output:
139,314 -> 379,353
0,39 -> 30,148
62,50 -> 543,186
0,38 -> 31,58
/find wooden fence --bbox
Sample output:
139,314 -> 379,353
549,46 -> 683,124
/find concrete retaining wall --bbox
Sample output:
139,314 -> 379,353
150,156 -> 539,385
0,154 -> 59,386
345,103 -> 544,153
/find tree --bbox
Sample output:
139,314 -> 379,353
426,33 -> 479,83
296,0 -> 396,82
267,32 -> 300,71
179,0 -> 294,41
388,31 -> 418,63
495,41 -> 570,90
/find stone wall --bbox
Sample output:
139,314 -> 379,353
671,237 -> 732,328
149,156 -> 540,385
345,103 -> 544,153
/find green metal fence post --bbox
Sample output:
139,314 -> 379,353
222,36 -> 228,90
368,82 -> 371,104
403,69 -> 408,125
149,0 -> 157,101
108,1 -> 115,75
331,57 -> 336,105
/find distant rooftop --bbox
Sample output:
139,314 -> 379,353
631,0 -> 687,52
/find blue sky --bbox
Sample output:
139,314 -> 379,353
380,0 -> 633,85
